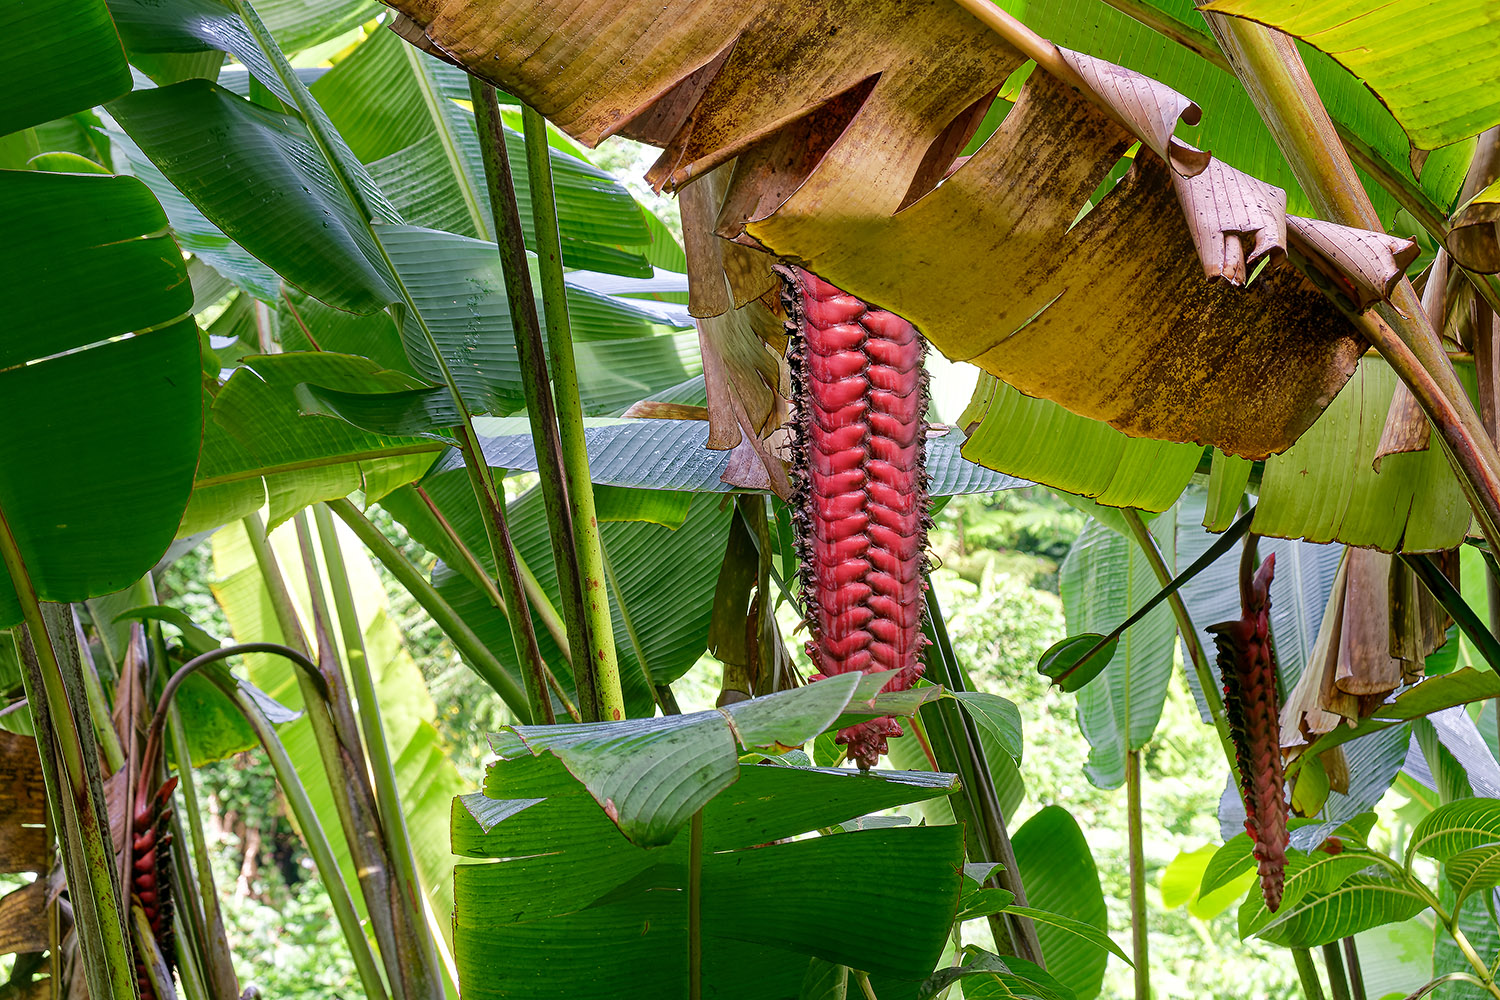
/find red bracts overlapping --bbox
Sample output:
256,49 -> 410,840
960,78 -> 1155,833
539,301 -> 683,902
1209,553 -> 1289,912
786,266 -> 929,769
132,777 -> 178,997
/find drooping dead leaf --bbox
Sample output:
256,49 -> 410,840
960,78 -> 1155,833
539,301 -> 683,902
387,0 -> 1418,459
1281,547 -> 1451,746
0,879 -> 47,956
0,732 -> 48,874
1286,217 -> 1420,311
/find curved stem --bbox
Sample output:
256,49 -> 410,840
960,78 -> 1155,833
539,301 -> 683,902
201,667 -> 390,1000
1447,922 -> 1500,1000
139,641 -> 322,802
313,503 -> 448,986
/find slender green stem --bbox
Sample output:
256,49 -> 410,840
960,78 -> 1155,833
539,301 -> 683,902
1053,507 -> 1255,688
1126,749 -> 1150,1000
1120,509 -> 1235,765
313,503 -> 450,982
1199,13 -> 1500,550
520,101 -> 624,720
1448,923 -> 1500,1000
688,809 -> 704,1000
0,504 -> 135,1000
599,535 -> 678,715
920,585 -> 1045,966
326,498 -> 531,718
1292,948 -> 1327,1000
468,76 -> 601,722
454,435 -> 557,726
1342,938 -> 1367,1000
1400,554 -> 1500,669
167,705 -> 242,1000
203,667 -> 390,1000
72,611 -> 125,772
854,971 -> 879,1000
1322,943 -> 1351,1000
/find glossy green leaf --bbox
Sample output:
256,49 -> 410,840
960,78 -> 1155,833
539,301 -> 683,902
311,28 -> 652,274
454,754 -> 964,995
1161,843 -> 1255,920
1059,515 -> 1178,789
949,691 -> 1023,762
1037,633 -> 1117,694
1410,799 -> 1500,865
186,352 -> 446,533
1238,848 -> 1386,939
1253,872 -> 1429,948
1202,0 -> 1500,150
0,169 -> 200,626
110,79 -> 397,313
493,673 -> 863,846
0,0 -> 131,136
924,953 -> 1078,1000
1442,843 -> 1500,910
1011,806 -> 1110,1000
110,129 -> 283,301
1003,905 -> 1131,965
960,373 -> 1200,513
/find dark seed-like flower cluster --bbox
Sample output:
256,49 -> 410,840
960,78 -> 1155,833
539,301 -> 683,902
1209,552 -> 1289,912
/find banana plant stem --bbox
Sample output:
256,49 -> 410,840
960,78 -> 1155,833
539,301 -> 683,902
1342,938 -> 1367,1000
313,504 -> 450,984
1200,13 -> 1500,551
1126,749 -> 1150,1000
326,498 -> 531,717
468,76 -> 602,722
1322,943 -> 1351,1000
520,100 -> 625,720
1292,948 -> 1327,1000
454,434 -> 557,726
167,705 -> 241,1000
414,483 -> 574,664
921,585 -> 1045,966
1119,509 -> 1235,766
0,501 -> 135,1000
204,668 -> 390,1000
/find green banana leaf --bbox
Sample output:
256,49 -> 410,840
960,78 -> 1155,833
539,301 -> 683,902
0,168 -> 201,627
1201,0 -> 1500,152
453,701 -> 966,997
1059,513 -> 1179,789
1011,806 -> 1111,1000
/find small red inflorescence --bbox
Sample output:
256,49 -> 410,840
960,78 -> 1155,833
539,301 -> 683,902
1209,551 -> 1289,912
784,266 -> 930,770
132,777 -> 178,997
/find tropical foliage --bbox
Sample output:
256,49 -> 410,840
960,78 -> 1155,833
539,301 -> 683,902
4,1 -> 1500,1000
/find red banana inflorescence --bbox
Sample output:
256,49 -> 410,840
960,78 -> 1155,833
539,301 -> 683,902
784,265 -> 930,770
132,776 -> 179,997
1208,550 -> 1289,912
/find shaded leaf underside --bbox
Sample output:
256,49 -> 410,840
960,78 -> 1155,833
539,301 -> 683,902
389,0 -> 1414,460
